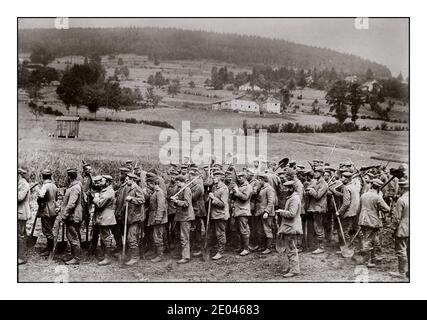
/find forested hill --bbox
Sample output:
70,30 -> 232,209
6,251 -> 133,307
18,27 -> 391,77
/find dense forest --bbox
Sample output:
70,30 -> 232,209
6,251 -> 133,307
18,27 -> 391,77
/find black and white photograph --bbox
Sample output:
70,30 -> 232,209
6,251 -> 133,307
16,17 -> 409,284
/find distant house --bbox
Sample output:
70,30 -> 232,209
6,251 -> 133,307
361,80 -> 380,92
261,97 -> 281,114
238,82 -> 262,92
345,75 -> 358,83
50,80 -> 60,86
305,76 -> 314,87
212,95 -> 259,113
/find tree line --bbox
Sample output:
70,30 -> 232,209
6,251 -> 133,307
18,27 -> 392,77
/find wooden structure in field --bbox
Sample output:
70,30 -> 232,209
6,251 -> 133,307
56,116 -> 80,138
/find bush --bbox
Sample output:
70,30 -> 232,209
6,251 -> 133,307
44,106 -> 54,114
380,122 -> 388,131
125,118 -> 138,124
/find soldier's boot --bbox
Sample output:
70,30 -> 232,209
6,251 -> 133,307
398,256 -> 408,276
125,248 -> 140,266
65,246 -> 80,265
366,251 -> 376,268
98,247 -> 112,266
40,239 -> 54,257
18,236 -> 27,265
151,247 -> 164,263
261,239 -> 273,255
240,238 -> 251,256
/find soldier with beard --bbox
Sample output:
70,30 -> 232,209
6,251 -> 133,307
231,171 -> 253,256
92,175 -> 116,266
254,174 -> 276,254
18,168 -> 31,265
146,176 -> 168,263
188,166 -> 206,257
60,168 -> 83,265
37,169 -> 58,257
112,167 -> 130,256
305,167 -> 328,254
277,180 -> 303,278
208,170 -> 230,260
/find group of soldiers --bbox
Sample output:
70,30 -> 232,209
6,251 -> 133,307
17,156 -> 409,279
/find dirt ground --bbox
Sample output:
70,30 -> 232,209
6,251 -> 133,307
18,237 -> 407,283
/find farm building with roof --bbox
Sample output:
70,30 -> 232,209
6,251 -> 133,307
212,95 -> 260,113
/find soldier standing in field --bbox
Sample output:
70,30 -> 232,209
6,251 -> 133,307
277,180 -> 303,278
188,166 -> 206,257
171,175 -> 195,264
208,170 -> 230,260
112,167 -> 130,256
18,168 -> 31,265
37,169 -> 58,257
231,171 -> 253,256
254,173 -> 276,254
358,178 -> 390,268
61,168 -> 83,265
336,171 -> 361,253
92,175 -> 116,266
389,179 -> 409,278
166,169 -> 180,251
146,175 -> 168,263
124,173 -> 146,266
305,167 -> 328,254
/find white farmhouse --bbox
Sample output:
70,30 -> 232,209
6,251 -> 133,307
238,82 -> 262,92
212,95 -> 260,113
261,97 -> 281,114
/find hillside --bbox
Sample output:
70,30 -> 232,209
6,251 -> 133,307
18,27 -> 391,77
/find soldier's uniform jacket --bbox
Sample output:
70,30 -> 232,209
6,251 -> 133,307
337,183 -> 360,218
126,182 -> 146,224
266,172 -> 280,206
114,183 -> 129,222
294,178 -> 305,214
383,176 -> 399,199
278,191 -> 303,235
277,183 -> 288,210
249,178 -> 260,213
391,191 -> 409,238
61,180 -> 83,223
210,181 -> 230,220
306,178 -> 328,213
233,181 -> 253,217
37,179 -> 58,218
167,182 -> 179,216
174,187 -> 195,222
147,187 -> 168,226
158,175 -> 167,195
255,183 -> 275,217
18,177 -> 31,221
93,185 -> 117,226
358,189 -> 390,228
190,181 -> 206,217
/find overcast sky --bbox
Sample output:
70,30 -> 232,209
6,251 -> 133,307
18,18 -> 409,77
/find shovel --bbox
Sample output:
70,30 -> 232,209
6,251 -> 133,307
341,227 -> 361,258
48,220 -> 62,264
57,222 -> 68,253
120,202 -> 129,267
275,233 -> 287,254
331,195 -> 348,253
81,220 -> 91,250
27,216 -> 39,248
202,199 -> 212,261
